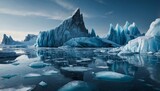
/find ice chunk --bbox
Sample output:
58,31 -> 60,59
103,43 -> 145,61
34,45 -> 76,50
24,73 -> 41,78
95,71 -> 133,82
1,74 -> 17,79
43,70 -> 58,76
96,66 -> 109,69
39,81 -> 47,87
106,22 -> 141,45
12,62 -> 20,66
58,81 -> 91,91
29,62 -> 49,68
61,66 -> 92,72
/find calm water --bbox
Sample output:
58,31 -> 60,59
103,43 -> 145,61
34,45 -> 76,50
0,48 -> 160,91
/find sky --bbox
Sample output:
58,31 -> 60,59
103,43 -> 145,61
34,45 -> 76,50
0,0 -> 159,41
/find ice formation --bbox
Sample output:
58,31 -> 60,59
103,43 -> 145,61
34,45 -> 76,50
106,22 -> 141,45
36,8 -> 90,47
121,18 -> 160,53
1,34 -> 21,45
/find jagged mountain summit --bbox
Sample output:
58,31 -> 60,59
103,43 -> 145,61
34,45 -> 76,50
36,8 -> 90,47
106,22 -> 141,45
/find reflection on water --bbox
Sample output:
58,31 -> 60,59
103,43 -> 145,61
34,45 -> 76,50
0,48 -> 160,91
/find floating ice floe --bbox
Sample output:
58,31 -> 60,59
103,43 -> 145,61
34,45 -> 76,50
58,81 -> 91,91
76,58 -> 91,63
39,81 -> 47,87
24,73 -> 41,78
0,86 -> 35,91
1,74 -> 17,79
95,71 -> 133,82
43,70 -> 58,76
61,66 -> 92,72
12,62 -> 20,66
29,62 -> 50,68
96,66 -> 109,69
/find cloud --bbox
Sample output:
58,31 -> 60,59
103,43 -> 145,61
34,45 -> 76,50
0,8 -> 67,20
53,0 -> 76,10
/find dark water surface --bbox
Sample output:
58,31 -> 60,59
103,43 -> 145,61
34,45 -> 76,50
0,48 -> 160,91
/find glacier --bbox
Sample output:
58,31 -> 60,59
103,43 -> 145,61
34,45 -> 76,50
36,9 -> 90,47
106,21 -> 141,45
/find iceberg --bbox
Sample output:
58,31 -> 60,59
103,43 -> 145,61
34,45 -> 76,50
1,34 -> 22,45
89,29 -> 96,37
36,8 -> 90,47
1,34 -> 37,47
58,81 -> 91,91
39,81 -> 47,87
29,62 -> 49,68
106,22 -> 141,45
24,34 -> 37,42
95,71 -> 133,82
121,18 -> 160,53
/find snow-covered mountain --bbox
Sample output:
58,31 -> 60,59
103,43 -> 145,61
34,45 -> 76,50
106,22 -> 141,45
119,18 -> 160,53
36,8 -> 90,47
1,34 -> 21,45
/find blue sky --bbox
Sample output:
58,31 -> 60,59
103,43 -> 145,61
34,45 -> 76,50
0,0 -> 159,41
